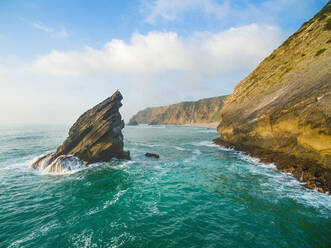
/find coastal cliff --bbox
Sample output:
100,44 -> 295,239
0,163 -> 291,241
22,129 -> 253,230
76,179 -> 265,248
31,91 -> 130,173
128,96 -> 227,127
215,2 -> 331,193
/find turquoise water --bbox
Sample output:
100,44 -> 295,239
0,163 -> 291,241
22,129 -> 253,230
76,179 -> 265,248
0,125 -> 330,248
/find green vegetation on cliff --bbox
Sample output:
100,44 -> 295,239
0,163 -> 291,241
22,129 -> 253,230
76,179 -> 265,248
129,96 -> 227,127
215,2 -> 331,193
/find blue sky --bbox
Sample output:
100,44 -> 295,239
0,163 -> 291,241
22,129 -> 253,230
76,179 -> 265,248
0,0 -> 328,125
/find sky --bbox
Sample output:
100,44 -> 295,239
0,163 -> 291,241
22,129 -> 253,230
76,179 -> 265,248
0,0 -> 328,125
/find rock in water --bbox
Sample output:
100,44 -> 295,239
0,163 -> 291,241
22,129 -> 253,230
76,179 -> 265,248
31,90 -> 130,172
145,153 -> 159,159
56,90 -> 130,163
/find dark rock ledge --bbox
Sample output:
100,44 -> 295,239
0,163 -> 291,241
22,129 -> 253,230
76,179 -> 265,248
213,138 -> 331,194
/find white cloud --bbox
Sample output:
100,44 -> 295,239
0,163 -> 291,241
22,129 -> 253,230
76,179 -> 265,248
33,24 -> 282,81
1,24 -> 284,124
142,0 -> 229,23
32,21 -> 71,38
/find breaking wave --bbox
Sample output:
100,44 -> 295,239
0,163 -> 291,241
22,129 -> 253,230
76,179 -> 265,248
29,152 -> 89,175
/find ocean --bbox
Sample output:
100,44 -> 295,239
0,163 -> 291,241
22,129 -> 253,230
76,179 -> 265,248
0,125 -> 330,247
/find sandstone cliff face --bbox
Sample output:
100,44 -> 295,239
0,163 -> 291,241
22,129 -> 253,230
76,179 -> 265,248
31,91 -> 130,172
129,96 -> 227,127
215,3 -> 331,192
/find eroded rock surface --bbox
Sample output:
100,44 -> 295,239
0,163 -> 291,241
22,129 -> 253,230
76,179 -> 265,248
128,95 -> 228,127
31,91 -> 130,172
215,2 -> 331,193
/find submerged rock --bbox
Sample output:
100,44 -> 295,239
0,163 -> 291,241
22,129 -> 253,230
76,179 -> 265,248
31,90 -> 130,173
145,153 -> 159,159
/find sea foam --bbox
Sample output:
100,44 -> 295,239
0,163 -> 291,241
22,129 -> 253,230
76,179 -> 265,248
29,152 -> 88,174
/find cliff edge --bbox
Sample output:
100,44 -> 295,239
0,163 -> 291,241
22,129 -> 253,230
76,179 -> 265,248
129,95 -> 227,127
215,2 -> 331,193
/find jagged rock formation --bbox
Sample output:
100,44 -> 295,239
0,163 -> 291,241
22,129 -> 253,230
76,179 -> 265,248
31,91 -> 130,172
56,91 -> 130,162
215,2 -> 331,193
128,96 -> 228,127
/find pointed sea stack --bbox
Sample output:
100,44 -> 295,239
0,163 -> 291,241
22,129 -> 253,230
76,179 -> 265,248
56,90 -> 130,163
31,91 -> 130,173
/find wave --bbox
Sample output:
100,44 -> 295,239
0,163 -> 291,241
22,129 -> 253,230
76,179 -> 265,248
191,141 -> 217,147
234,152 -> 331,210
198,129 -> 218,133
128,141 -> 163,148
237,152 -> 276,169
191,141 -> 234,151
29,152 -> 88,174
193,149 -> 201,155
110,159 -> 135,170
184,149 -> 201,163
103,189 -> 128,209
27,152 -> 136,175
87,189 -> 128,216
175,146 -> 186,151
197,140 -> 331,206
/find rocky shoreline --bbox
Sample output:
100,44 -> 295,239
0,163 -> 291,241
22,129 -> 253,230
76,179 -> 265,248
213,137 -> 331,194
214,2 -> 331,194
